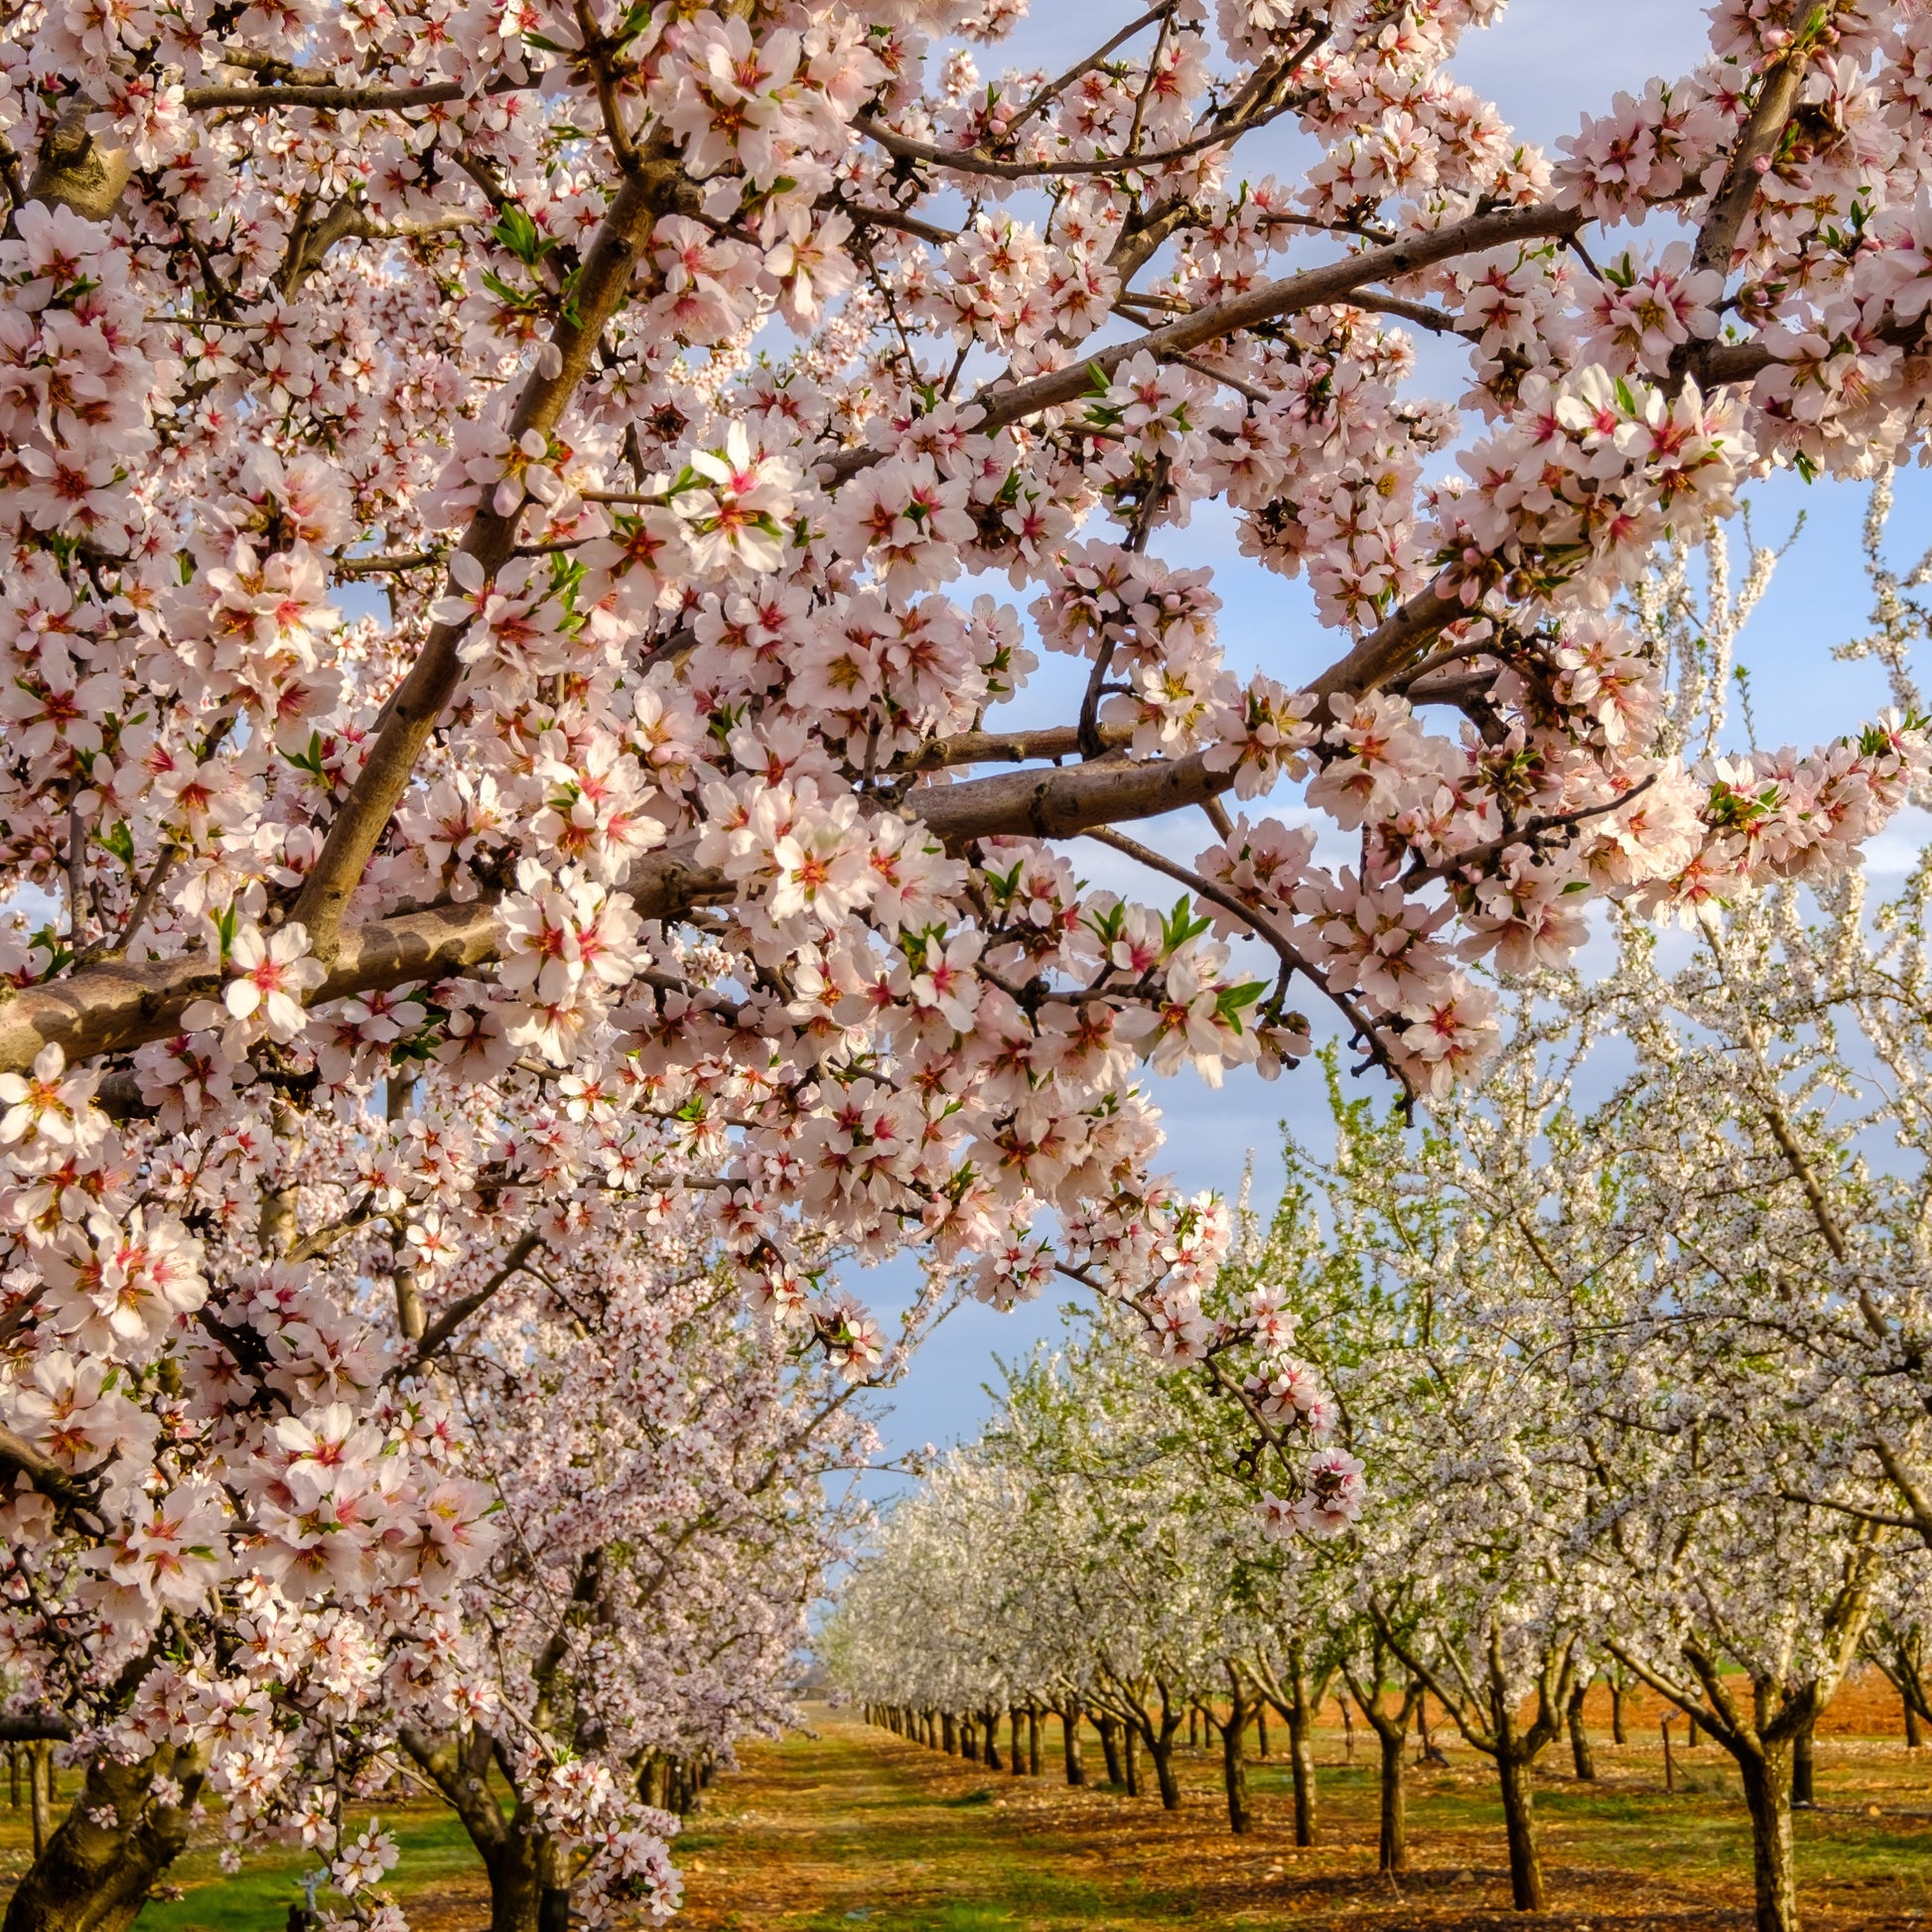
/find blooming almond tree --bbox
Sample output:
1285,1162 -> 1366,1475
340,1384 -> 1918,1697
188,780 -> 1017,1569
8,0 -> 1932,1924
391,1193 -> 877,1932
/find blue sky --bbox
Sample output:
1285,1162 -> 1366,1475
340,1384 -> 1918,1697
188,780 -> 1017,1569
850,0 -> 1932,1470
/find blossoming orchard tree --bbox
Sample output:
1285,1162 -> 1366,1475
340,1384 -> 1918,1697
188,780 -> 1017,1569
390,1192 -> 881,1932
7,0 -> 1932,1922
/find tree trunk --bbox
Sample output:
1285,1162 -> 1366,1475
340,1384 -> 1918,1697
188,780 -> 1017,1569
4,1749 -> 206,1932
1286,1696 -> 1317,1847
1008,1710 -> 1024,1776
1256,1703 -> 1269,1756
1060,1703 -> 1086,1785
1907,1701 -> 1923,1750
1738,1742 -> 1801,1932
1027,1705 -> 1041,1776
1096,1713 -> 1123,1787
942,1712 -> 958,1755
1340,1695 -> 1355,1765
982,1712 -> 1003,1772
1145,1730 -> 1181,1810
1567,1684 -> 1596,1780
1123,1723 -> 1140,1797
1495,1751 -> 1547,1912
1221,1710 -> 1251,1834
28,1745 -> 51,1858
481,1832 -> 547,1932
1792,1720 -> 1815,1809
1610,1678 -> 1626,1745
9,1746 -> 17,1811
1377,1719 -> 1408,1874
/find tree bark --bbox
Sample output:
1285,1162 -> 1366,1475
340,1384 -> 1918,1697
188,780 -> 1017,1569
1567,1683 -> 1596,1780
982,1711 -> 1003,1772
1496,1750 -> 1546,1912
1286,1693 -> 1317,1846
1377,1718 -> 1409,1873
28,1744 -> 51,1858
1096,1712 -> 1123,1787
942,1713 -> 958,1756
1609,1676 -> 1627,1745
1059,1702 -> 1086,1785
1008,1709 -> 1025,1777
1907,1701 -> 1923,1750
1145,1731 -> 1181,1810
1221,1711 -> 1251,1834
1791,1718 -> 1815,1809
1027,1704 -> 1041,1776
4,1748 -> 207,1932
1738,1741 -> 1801,1932
1123,1723 -> 1140,1797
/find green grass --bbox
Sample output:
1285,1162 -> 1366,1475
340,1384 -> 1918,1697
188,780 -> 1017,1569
670,1710 -> 1932,1930
133,1812 -> 483,1932
0,1762 -> 491,1931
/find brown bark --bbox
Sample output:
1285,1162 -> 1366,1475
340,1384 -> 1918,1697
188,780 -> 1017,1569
1374,1614 -> 1578,1912
1205,1665 -> 1255,1834
1058,1701 -> 1086,1785
1739,1740 -> 1800,1932
1342,1657 -> 1423,1875
1095,1712 -> 1123,1787
1567,1682 -> 1596,1780
1497,1751 -> 1546,1912
28,1744 -> 50,1860
401,1725 -> 571,1932
5,1747 -> 207,1932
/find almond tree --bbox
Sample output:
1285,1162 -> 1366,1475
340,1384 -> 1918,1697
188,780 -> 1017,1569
10,2 -> 1932,1925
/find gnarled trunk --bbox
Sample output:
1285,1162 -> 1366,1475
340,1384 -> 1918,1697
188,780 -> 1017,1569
4,1748 -> 206,1932
1567,1683 -> 1595,1780
1285,1695 -> 1317,1846
1059,1701 -> 1086,1785
1377,1718 -> 1408,1874
1496,1751 -> 1545,1912
1738,1740 -> 1800,1932
1096,1712 -> 1123,1787
1144,1729 -> 1181,1810
1220,1704 -> 1252,1834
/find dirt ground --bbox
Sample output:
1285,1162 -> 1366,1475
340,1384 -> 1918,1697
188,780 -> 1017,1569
668,1694 -> 1932,1932
11,1673 -> 1929,1929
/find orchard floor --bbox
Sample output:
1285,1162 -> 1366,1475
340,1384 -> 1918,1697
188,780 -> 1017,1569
5,1689 -> 1932,1928
670,1705 -> 1932,1932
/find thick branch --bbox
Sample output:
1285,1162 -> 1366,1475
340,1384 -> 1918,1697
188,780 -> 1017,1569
290,149 -> 691,953
824,207 -> 1583,483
